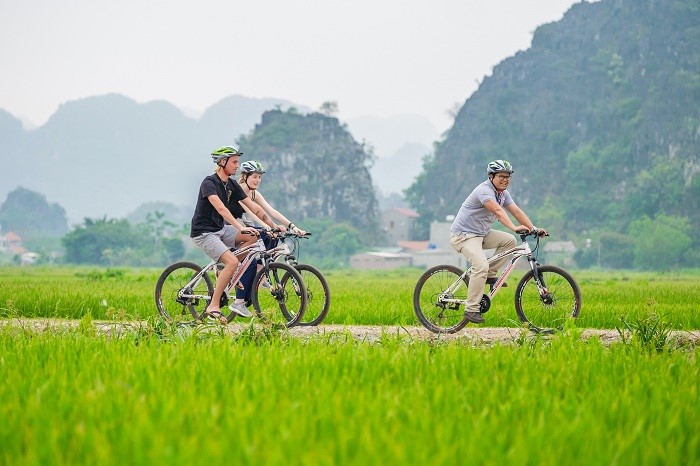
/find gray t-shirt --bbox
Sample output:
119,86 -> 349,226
450,180 -> 513,236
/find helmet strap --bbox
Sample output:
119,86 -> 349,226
217,157 -> 234,177
490,177 -> 504,193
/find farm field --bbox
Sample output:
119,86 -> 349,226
1,266 -> 699,329
1,266 -> 699,465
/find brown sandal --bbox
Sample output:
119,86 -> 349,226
201,309 -> 228,324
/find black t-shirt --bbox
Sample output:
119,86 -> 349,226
190,174 -> 247,237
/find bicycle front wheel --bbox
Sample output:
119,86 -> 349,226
155,262 -> 213,325
251,262 -> 307,327
294,264 -> 331,326
413,265 -> 471,333
515,265 -> 581,333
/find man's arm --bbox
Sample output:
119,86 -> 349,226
207,194 -> 256,234
483,199 -> 524,231
504,203 -> 536,231
506,203 -> 547,235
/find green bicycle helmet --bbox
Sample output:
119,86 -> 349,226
211,146 -> 242,163
487,159 -> 514,175
240,160 -> 265,174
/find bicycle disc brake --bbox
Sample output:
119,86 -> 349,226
176,287 -> 192,305
437,292 -> 461,310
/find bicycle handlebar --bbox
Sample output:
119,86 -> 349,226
248,225 -> 311,238
518,229 -> 549,240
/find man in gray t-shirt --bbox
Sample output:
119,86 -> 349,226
450,160 -> 547,324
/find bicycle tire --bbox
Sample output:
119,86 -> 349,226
155,262 -> 213,325
514,265 -> 581,333
294,264 -> 331,326
413,265 -> 471,334
250,262 -> 307,327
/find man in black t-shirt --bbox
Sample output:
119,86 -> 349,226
190,146 -> 278,323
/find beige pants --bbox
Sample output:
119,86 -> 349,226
450,230 -> 516,313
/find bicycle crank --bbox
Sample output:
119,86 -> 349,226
479,294 -> 491,314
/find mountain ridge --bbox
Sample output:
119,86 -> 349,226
0,94 -> 434,223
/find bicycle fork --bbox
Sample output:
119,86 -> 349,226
527,258 -> 552,302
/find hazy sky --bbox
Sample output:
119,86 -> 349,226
1,0 -> 584,133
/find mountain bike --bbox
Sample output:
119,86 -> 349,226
155,235 -> 307,327
413,230 -> 581,334
268,231 -> 331,326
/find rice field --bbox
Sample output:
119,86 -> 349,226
1,266 -> 699,329
1,266 -> 699,465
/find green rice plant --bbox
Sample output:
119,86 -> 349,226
1,326 -> 698,465
1,266 -> 700,329
617,313 -> 674,353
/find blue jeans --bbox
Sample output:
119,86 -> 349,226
235,231 -> 279,305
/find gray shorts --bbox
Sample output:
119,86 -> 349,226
191,225 -> 240,262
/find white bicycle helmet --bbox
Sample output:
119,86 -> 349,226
487,159 -> 514,175
241,160 -> 265,174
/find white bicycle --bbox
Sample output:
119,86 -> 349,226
413,230 -> 582,334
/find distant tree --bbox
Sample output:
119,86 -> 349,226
628,215 -> 692,270
124,210 -> 188,265
141,211 -> 179,248
599,232 -> 635,269
162,237 -> 185,263
62,217 -> 144,264
0,187 -> 68,239
446,102 -> 462,121
625,159 -> 686,219
289,217 -> 335,260
531,195 -> 566,236
319,101 -> 339,118
319,223 -> 362,257
573,247 -> 597,269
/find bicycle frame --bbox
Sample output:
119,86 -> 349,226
177,239 -> 267,304
440,235 -> 541,306
484,241 -> 533,297
269,238 -> 295,264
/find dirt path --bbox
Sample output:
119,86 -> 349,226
5,318 -> 699,346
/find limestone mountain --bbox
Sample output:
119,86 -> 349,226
237,109 -> 380,233
407,0 -> 699,245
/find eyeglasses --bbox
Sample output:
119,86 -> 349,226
496,174 -> 512,180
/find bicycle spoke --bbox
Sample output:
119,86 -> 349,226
155,262 -> 213,325
252,263 -> 307,327
295,264 -> 331,326
515,265 -> 581,332
413,265 -> 471,333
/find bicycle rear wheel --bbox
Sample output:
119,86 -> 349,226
514,265 -> 581,333
155,262 -> 213,325
251,262 -> 307,327
413,265 -> 471,333
294,264 -> 331,326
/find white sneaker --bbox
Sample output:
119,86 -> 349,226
260,278 -> 271,289
228,301 -> 253,318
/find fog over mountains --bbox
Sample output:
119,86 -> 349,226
0,94 -> 436,224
